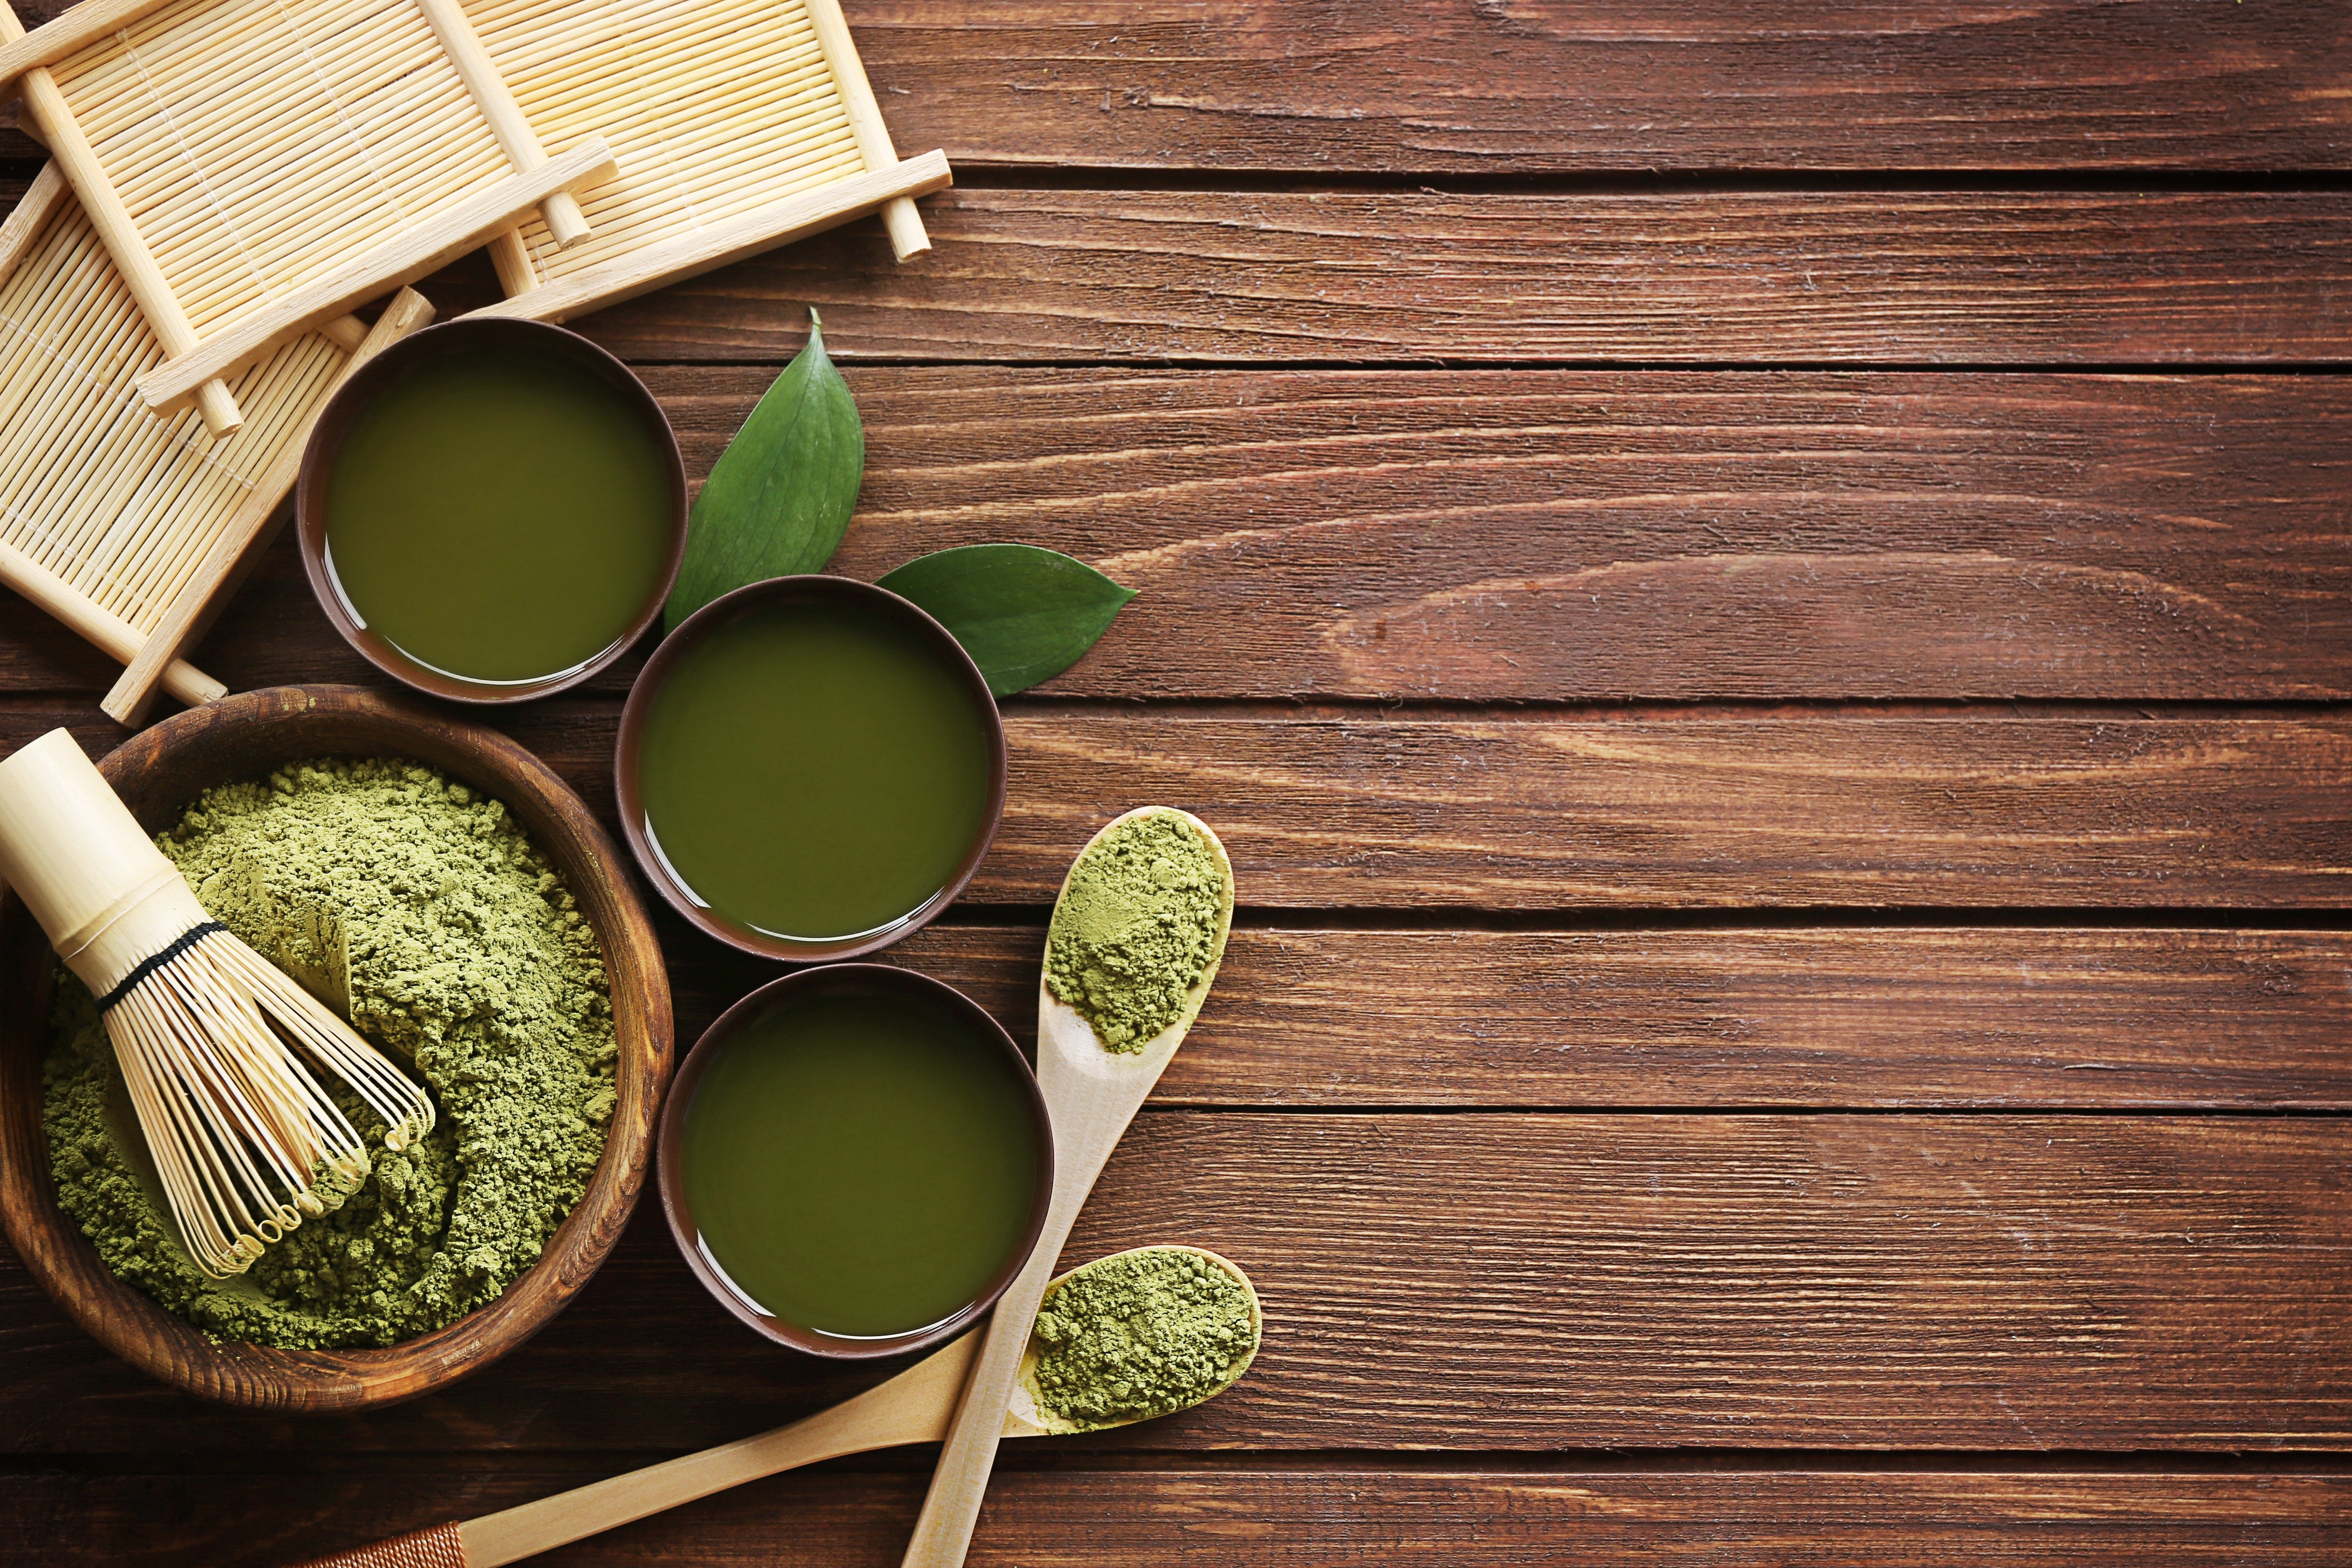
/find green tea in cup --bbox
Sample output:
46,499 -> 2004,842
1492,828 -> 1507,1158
622,578 -> 1003,960
665,969 -> 1048,1353
315,328 -> 679,691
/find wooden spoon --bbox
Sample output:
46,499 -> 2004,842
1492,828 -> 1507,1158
901,806 -> 1236,1568
292,1247 -> 1260,1568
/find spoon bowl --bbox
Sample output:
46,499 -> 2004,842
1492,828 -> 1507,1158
1034,806 -> 1237,1097
1008,1245 -> 1261,1436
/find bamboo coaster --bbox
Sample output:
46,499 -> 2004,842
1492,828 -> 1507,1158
0,161 -> 435,726
456,0 -> 951,327
0,0 -> 614,434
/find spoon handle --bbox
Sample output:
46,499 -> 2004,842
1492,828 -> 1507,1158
289,1338 -> 980,1568
897,1176 -> 1087,1568
904,839 -> 1232,1568
464,1333 -> 974,1568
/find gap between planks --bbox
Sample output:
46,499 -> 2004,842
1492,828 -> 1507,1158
16,146 -> 2352,195
11,1469 -> 2352,1567
21,1448 -> 2352,1478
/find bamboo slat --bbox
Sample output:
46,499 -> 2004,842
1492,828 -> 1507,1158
465,0 -> 948,322
800,0 -> 925,260
412,0 -> 592,247
471,148 -> 948,326
0,1 -> 245,435
0,0 -> 611,420
104,287 -> 436,724
135,135 -> 611,412
0,163 -> 430,723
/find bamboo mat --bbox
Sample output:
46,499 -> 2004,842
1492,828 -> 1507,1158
464,0 -> 950,320
0,0 -> 939,722
5,0 -> 604,435
44,0 -> 508,339
471,0 -> 861,284
0,164 -> 427,721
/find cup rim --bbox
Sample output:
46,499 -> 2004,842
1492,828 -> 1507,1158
613,573 -> 1009,964
656,963 -> 1054,1360
294,315 -> 689,706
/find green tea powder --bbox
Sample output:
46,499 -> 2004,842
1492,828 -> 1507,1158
41,759 -> 616,1349
1029,1248 -> 1257,1430
1042,811 -> 1226,1051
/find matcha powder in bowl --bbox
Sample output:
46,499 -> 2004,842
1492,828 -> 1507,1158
39,759 -> 617,1350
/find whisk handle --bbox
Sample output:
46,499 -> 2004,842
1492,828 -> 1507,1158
0,728 -> 180,952
289,1522 -> 470,1568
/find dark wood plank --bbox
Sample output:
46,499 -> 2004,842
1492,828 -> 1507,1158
10,1469 -> 2352,1566
7,1116 -> 2349,1453
581,918 -> 2352,1111
13,0 -> 2351,176
516,707 -> 2352,911
820,370 -> 2352,702
875,927 -> 2352,1111
7,701 -> 2349,909
0,102 -> 36,165
11,372 -> 2343,706
30,191 -> 2352,368
560,192 -> 2352,367
826,0 -> 2352,175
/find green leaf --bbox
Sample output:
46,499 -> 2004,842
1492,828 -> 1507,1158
665,309 -> 863,631
879,545 -> 1138,696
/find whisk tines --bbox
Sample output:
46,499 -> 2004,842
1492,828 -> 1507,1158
100,924 -> 434,1275
0,731 -> 435,1278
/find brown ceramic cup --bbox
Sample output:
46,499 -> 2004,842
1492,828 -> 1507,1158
614,574 -> 1008,964
658,964 -> 1053,1360
294,316 -> 688,704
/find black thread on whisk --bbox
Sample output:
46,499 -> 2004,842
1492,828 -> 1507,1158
95,922 -> 227,1013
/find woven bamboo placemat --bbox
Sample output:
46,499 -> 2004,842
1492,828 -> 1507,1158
0,162 -> 432,725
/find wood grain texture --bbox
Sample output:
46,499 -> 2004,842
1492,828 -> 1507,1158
547,706 -> 2350,910
10,1469 -> 2352,1566
5,1116 -> 2350,1453
562,190 -> 2352,367
0,100 -> 37,162
820,0 -> 2352,175
5,370 -> 2349,705
6,702 -> 2349,910
10,0 -> 2352,176
869,926 -> 2352,1111
0,0 -> 2343,1562
822,370 -> 2352,703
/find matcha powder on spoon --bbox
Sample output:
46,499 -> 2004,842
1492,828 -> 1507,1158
1042,810 -> 1228,1051
1029,1247 -> 1258,1430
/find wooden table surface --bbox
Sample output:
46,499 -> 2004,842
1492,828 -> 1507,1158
6,2 -> 2352,1562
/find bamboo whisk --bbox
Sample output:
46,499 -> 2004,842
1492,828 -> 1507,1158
0,731 -> 433,1277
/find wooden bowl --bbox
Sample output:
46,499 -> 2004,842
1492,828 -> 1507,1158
293,317 -> 688,705
0,685 -> 672,1411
